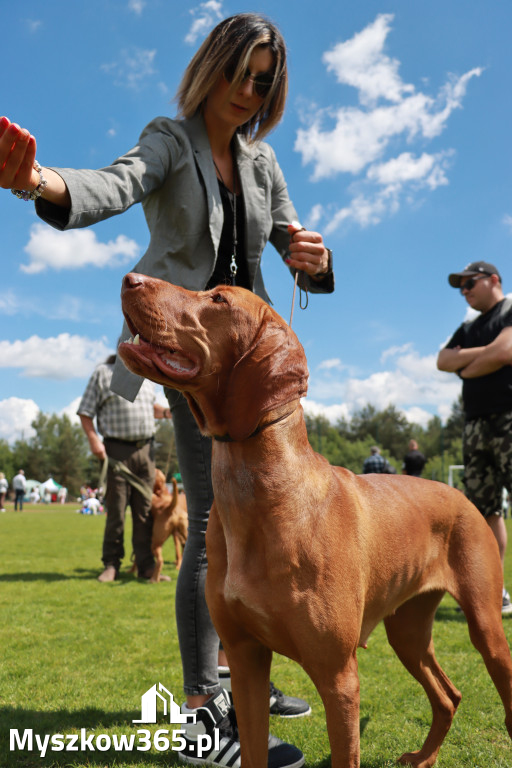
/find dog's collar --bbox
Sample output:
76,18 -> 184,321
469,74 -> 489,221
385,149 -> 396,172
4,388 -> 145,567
213,409 -> 295,443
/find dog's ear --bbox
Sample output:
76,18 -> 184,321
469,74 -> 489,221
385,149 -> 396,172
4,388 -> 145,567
224,315 -> 308,442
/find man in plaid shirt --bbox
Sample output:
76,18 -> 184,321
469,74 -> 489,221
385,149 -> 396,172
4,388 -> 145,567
362,446 -> 396,474
78,354 -> 170,582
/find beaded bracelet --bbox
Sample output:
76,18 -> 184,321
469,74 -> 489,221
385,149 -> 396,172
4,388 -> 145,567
11,161 -> 48,201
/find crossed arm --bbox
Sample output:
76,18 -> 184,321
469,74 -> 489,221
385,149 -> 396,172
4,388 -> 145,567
437,326 -> 512,378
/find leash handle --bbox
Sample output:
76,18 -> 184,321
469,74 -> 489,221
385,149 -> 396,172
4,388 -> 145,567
288,221 -> 306,327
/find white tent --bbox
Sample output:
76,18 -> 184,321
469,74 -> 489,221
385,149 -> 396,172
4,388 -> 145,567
40,477 -> 62,502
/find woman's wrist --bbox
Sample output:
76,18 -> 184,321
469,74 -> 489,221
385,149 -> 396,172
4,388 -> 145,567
11,161 -> 48,201
312,248 -> 332,279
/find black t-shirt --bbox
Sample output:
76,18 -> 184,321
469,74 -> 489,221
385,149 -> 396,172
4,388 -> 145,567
205,181 -> 250,290
403,450 -> 426,476
446,298 -> 512,419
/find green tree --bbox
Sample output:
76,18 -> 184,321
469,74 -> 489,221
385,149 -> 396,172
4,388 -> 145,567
443,395 -> 465,451
11,414 -> 89,495
0,439 -> 14,481
343,403 -> 412,460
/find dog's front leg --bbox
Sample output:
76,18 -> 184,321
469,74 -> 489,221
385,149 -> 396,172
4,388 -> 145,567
227,641 -> 273,768
313,654 -> 361,768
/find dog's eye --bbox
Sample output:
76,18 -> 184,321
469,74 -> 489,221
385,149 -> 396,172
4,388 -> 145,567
212,293 -> 227,304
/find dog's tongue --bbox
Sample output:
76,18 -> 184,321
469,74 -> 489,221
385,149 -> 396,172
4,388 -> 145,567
158,350 -> 195,374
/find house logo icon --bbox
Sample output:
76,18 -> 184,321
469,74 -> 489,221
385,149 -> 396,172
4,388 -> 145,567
132,683 -> 196,725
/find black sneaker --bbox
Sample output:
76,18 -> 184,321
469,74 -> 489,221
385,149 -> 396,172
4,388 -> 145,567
178,689 -> 304,768
218,668 -> 311,719
269,682 -> 311,718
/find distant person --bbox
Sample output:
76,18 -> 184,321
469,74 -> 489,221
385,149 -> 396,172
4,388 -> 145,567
78,354 -> 170,583
0,472 -> 7,511
362,446 -> 396,474
402,439 -> 426,477
29,486 -> 40,503
12,469 -> 27,511
437,260 -> 512,615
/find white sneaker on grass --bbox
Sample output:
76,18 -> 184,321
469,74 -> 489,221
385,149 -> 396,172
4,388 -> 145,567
178,689 -> 304,768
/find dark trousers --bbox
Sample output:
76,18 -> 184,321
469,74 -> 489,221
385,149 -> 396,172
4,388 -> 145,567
14,489 -> 24,511
165,388 -> 219,696
102,439 -> 155,574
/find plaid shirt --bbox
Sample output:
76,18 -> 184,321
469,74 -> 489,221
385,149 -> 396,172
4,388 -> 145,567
77,362 -> 156,441
362,454 -> 392,474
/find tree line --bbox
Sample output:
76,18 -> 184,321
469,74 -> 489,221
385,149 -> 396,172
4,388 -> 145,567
0,398 -> 465,498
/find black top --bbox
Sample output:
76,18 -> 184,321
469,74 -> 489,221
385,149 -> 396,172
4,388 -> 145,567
403,450 -> 426,477
446,298 -> 512,419
205,181 -> 250,290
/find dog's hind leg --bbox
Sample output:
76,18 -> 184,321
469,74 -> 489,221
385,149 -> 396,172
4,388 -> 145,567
150,544 -> 163,583
453,530 -> 512,740
461,597 -> 512,740
384,590 -> 461,768
173,532 -> 183,569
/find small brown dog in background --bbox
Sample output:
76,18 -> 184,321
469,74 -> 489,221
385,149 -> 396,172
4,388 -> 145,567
149,468 -> 188,582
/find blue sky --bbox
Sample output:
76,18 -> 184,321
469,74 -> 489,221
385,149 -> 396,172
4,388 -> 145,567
1,0 -> 511,444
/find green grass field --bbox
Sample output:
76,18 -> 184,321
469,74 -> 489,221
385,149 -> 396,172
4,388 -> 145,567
0,502 -> 511,767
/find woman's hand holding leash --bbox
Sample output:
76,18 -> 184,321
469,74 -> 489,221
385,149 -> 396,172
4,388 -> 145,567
286,221 -> 330,277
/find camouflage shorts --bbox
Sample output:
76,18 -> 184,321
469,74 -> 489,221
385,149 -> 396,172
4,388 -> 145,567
463,410 -> 512,518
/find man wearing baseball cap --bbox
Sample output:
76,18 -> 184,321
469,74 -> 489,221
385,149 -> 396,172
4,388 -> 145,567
437,261 -> 512,614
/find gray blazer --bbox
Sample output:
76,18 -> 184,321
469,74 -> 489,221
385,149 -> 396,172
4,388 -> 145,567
37,112 -> 334,399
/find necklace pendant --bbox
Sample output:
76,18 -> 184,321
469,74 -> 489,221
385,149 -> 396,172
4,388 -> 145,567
230,253 -> 237,286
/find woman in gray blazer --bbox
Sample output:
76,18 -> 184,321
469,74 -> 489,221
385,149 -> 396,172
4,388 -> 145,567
0,13 -> 334,767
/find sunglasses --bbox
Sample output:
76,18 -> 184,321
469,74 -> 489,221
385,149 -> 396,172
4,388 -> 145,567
460,274 -> 488,293
223,61 -> 275,98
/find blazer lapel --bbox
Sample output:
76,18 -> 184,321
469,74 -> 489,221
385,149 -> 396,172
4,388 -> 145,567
235,135 -> 269,289
182,113 -> 223,255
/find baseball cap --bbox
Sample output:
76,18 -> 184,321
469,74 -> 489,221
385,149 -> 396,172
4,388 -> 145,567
448,261 -> 501,288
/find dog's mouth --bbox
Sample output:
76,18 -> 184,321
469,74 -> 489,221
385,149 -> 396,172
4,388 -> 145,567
119,328 -> 200,383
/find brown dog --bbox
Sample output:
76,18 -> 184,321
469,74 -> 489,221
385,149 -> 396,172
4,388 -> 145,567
119,273 -> 512,768
150,468 -> 188,582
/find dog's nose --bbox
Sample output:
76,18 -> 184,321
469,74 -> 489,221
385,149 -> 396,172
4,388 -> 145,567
122,273 -> 147,294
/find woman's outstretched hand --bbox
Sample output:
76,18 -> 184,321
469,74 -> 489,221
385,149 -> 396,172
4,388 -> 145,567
0,117 -> 39,191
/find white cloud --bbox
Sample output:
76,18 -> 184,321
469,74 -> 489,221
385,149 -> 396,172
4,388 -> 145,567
0,290 -> 20,316
323,14 -> 413,106
0,289 -> 107,323
503,214 -> 512,234
304,203 -> 324,231
21,224 -> 139,274
0,335 -> 111,379
185,1 -> 224,45
0,398 -> 39,443
302,399 -> 350,423
128,0 -> 145,14
26,19 -> 42,33
295,13 -> 482,234
318,357 -> 344,371
307,343 -> 461,426
101,47 -> 157,89
59,397 -> 82,426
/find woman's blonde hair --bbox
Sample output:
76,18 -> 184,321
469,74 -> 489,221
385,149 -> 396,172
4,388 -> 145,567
176,13 -> 288,142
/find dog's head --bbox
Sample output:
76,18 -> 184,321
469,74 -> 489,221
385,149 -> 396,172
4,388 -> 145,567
119,273 -> 308,441
153,468 -> 168,496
